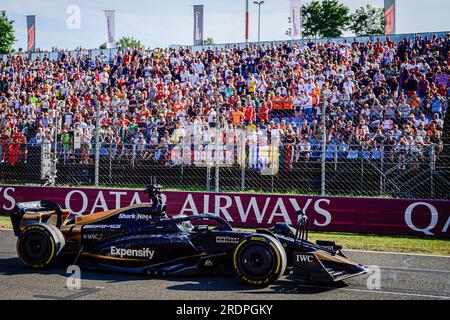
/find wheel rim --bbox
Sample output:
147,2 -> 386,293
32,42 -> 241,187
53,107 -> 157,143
240,244 -> 274,278
20,231 -> 52,265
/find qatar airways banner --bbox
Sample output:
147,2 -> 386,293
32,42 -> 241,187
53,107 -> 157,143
0,186 -> 448,238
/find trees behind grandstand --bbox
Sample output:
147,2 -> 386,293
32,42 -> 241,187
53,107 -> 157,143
204,38 -> 215,45
287,0 -> 350,38
350,5 -> 385,37
99,36 -> 144,49
0,11 -> 16,54
286,1 -> 385,39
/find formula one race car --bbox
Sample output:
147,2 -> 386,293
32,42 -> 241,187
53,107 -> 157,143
10,183 -> 367,286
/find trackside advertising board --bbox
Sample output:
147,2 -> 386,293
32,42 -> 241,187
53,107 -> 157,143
0,186 -> 448,238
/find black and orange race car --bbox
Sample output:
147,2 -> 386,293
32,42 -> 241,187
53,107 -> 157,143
10,184 -> 367,286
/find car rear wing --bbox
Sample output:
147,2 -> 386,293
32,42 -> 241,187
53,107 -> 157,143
11,200 -> 64,236
293,251 -> 367,283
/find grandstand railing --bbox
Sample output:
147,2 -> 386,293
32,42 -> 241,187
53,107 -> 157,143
170,31 -> 449,52
1,31 -> 448,62
0,48 -> 120,63
1,141 -> 448,200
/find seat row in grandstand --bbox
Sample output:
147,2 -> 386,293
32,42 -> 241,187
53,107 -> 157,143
309,149 -> 383,160
270,115 -> 436,126
270,117 -> 304,125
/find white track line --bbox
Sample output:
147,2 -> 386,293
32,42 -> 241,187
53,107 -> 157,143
296,284 -> 450,300
379,266 -> 450,274
345,249 -> 450,259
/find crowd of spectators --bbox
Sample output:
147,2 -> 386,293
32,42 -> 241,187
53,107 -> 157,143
0,34 -> 448,167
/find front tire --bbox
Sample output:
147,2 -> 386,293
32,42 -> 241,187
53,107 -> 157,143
233,234 -> 287,286
17,224 -> 65,269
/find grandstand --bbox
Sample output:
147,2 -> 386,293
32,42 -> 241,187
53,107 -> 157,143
0,32 -> 448,199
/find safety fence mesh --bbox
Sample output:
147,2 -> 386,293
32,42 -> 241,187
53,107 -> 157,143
0,141 -> 448,200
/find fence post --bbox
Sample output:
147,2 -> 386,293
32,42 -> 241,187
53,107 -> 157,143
206,165 -> 211,191
430,143 -> 435,198
360,146 -> 364,195
321,102 -> 326,196
180,142 -> 184,188
131,144 -> 136,168
271,137 -> 275,193
215,144 -> 220,192
93,97 -> 100,187
108,143 -> 113,184
241,132 -> 246,191
214,95 -> 220,193
380,145 -> 385,196
334,145 -> 337,171
52,106 -> 59,187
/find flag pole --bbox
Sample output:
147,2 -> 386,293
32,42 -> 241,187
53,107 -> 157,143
245,0 -> 249,43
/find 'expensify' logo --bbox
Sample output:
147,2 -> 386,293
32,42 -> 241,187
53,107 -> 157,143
110,246 -> 155,260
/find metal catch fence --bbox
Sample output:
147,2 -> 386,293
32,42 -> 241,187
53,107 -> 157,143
0,140 -> 448,200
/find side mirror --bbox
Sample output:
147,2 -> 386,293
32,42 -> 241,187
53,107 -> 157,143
296,208 -> 308,224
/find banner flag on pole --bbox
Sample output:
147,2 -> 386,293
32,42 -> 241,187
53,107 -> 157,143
104,10 -> 116,49
193,5 -> 204,46
289,0 -> 301,40
384,0 -> 396,35
26,15 -> 36,52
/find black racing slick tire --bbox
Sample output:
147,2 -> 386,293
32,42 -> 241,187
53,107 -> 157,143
233,234 -> 287,286
16,224 -> 65,269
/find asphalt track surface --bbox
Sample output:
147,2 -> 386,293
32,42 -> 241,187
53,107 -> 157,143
0,230 -> 449,300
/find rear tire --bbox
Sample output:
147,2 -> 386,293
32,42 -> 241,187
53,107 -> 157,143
17,224 -> 65,269
233,234 -> 287,286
